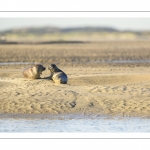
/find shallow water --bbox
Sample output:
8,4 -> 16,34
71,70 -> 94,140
0,62 -> 37,65
1,60 -> 150,66
95,59 -> 150,64
0,116 -> 150,132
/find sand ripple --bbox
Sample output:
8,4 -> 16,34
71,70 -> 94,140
0,67 -> 150,117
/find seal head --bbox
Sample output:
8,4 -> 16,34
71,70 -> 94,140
48,64 -> 59,73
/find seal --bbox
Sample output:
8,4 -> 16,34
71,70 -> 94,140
48,64 -> 68,84
22,64 -> 46,79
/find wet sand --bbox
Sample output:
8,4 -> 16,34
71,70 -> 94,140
0,41 -> 150,117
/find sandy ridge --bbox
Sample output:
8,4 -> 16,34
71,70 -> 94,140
0,67 -> 150,117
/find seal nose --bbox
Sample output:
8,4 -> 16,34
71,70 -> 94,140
48,66 -> 51,70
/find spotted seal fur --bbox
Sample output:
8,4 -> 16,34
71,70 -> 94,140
22,64 -> 46,79
48,64 -> 68,84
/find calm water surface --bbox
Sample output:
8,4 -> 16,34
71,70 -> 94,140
0,115 -> 150,132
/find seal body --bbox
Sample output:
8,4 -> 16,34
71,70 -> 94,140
22,64 -> 46,79
48,64 -> 68,84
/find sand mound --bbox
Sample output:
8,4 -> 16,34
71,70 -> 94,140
0,67 -> 150,117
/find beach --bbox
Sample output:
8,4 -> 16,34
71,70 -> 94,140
0,41 -> 150,117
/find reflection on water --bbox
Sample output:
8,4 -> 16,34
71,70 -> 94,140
0,116 -> 150,132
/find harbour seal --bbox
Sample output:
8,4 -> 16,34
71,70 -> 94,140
22,64 -> 46,79
48,64 -> 68,84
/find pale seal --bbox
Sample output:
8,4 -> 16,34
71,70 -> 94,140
22,64 -> 46,79
48,64 -> 68,84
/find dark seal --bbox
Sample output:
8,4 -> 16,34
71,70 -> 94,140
48,64 -> 68,84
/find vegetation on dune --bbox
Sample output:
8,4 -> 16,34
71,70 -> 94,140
0,27 -> 150,42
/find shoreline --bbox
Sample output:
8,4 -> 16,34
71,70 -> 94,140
0,113 -> 149,119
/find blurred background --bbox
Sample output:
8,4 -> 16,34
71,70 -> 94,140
1,18 -> 150,68
0,18 -> 150,43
